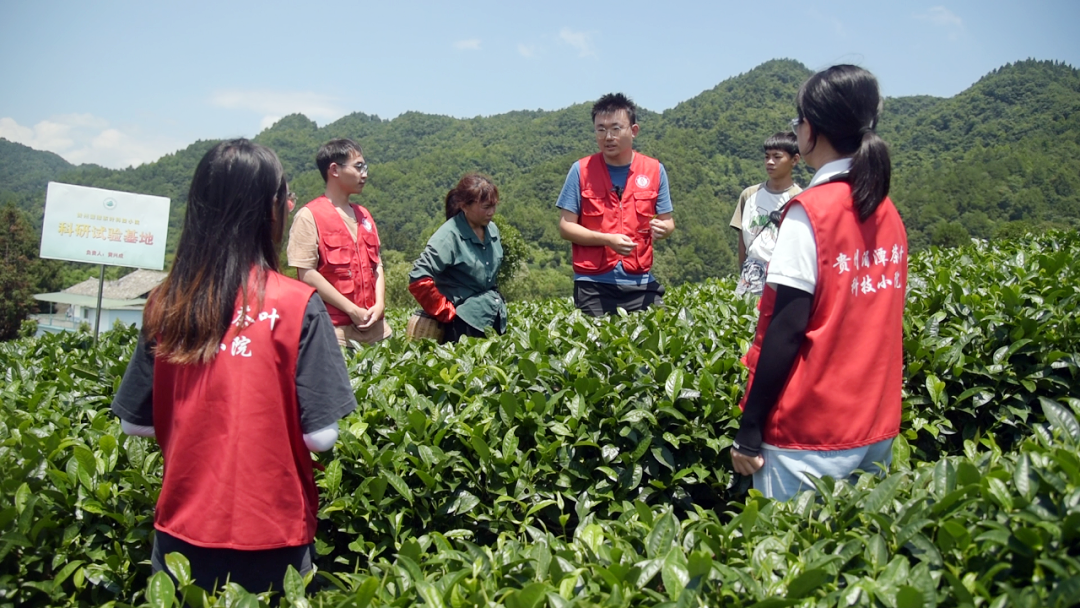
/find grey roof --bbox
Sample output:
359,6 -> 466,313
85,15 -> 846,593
34,293 -> 147,309
61,269 -> 168,299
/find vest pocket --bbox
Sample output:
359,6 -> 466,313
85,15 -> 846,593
632,191 -> 658,217
322,247 -> 355,293
359,229 -> 381,266
579,190 -> 607,230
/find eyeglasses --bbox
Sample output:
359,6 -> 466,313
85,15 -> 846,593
790,117 -> 802,135
594,126 -> 627,138
338,161 -> 368,174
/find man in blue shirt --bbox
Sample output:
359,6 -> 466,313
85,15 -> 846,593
556,93 -> 675,316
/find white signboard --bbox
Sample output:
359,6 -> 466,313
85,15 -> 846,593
40,182 -> 170,270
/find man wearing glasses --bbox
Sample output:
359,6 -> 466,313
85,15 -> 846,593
556,93 -> 675,316
287,138 -> 391,346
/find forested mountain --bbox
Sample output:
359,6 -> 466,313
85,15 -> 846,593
2,58 -> 1078,297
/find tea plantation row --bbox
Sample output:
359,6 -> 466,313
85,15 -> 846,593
1,232 -> 1078,607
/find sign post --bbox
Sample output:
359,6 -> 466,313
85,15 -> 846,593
40,182 -> 171,341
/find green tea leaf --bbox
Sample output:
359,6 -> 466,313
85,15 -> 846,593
13,483 -> 30,514
283,565 -> 306,604
924,375 -> 946,406
580,523 -> 604,556
661,546 -> 689,601
646,512 -> 678,559
665,369 -> 684,403
383,470 -> 414,505
985,477 -> 1013,511
895,585 -> 925,608
862,473 -> 903,513
1040,397 -> 1080,443
164,552 -> 192,587
414,580 -> 447,608
506,582 -> 548,608
352,576 -> 379,608
146,571 -> 176,608
786,568 -> 829,599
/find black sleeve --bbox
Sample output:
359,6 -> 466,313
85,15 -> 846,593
296,294 -> 358,433
111,335 -> 156,426
734,285 -> 813,457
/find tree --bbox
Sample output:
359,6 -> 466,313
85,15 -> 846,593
0,203 -> 40,339
930,220 -> 971,249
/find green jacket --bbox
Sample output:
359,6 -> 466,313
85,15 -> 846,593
408,213 -> 507,333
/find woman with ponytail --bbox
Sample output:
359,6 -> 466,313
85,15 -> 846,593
730,66 -> 909,501
111,139 -> 357,594
407,173 -> 507,342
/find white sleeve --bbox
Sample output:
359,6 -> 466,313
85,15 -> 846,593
121,419 -> 156,438
765,202 -> 817,294
303,422 -> 340,452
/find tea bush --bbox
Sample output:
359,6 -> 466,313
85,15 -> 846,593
1,231 -> 1077,607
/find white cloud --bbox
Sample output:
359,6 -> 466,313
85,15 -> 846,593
0,114 -> 180,169
559,28 -> 595,57
210,89 -> 346,131
517,43 -> 538,58
454,38 -> 482,50
917,6 -> 963,28
916,6 -> 964,39
797,9 -> 846,37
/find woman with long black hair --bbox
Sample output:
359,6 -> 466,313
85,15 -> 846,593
730,65 -> 909,501
112,139 -> 356,594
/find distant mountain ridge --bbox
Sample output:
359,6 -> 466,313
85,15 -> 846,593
2,58 -> 1077,290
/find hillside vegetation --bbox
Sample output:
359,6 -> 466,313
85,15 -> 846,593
2,59 -> 1078,298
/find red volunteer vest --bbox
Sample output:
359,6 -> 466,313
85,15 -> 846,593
740,181 -> 908,450
152,270 -> 318,549
574,153 -> 661,275
307,196 -> 381,325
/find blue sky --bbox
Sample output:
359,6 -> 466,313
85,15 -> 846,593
1,0 -> 1077,169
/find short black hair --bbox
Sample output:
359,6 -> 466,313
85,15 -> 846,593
316,138 -> 364,182
763,132 -> 799,158
591,93 -> 637,126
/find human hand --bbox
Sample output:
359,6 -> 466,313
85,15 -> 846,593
650,218 -> 669,240
730,447 -> 765,476
357,303 -> 384,329
608,233 -> 636,256
348,305 -> 371,328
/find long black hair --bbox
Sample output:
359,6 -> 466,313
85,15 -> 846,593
144,139 -> 289,364
796,65 -> 891,221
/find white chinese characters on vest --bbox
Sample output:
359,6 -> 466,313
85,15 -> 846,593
218,306 -> 282,356
832,244 -> 906,297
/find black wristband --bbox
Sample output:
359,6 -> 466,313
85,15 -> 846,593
731,439 -> 761,458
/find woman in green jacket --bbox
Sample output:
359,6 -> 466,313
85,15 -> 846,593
408,173 -> 507,342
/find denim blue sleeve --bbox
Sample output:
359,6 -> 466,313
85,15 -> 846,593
656,164 -> 673,215
555,162 -> 582,215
